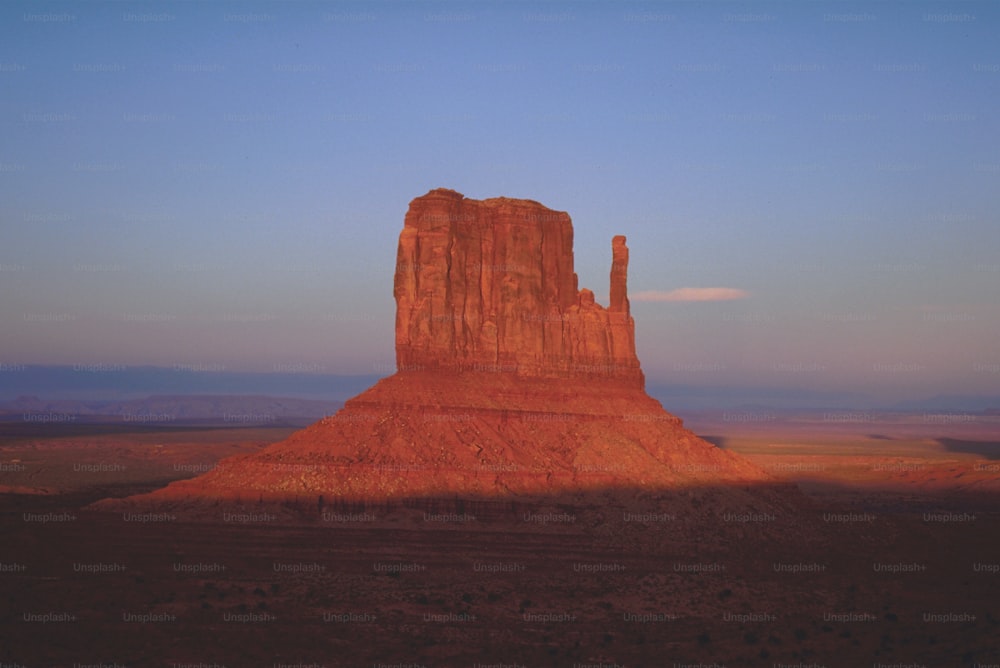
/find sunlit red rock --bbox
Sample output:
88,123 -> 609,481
394,188 -> 642,385
108,189 -> 786,514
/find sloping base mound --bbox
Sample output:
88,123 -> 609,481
101,372 -> 771,499
94,373 -> 810,533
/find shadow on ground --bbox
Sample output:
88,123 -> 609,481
938,437 -> 1000,459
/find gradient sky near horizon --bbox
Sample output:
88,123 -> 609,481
1,0 -> 998,404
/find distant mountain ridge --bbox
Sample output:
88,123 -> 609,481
2,366 -> 996,414
0,365 -> 380,402
886,394 -> 1000,413
0,394 -> 339,423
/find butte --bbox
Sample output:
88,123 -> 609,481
101,188 -> 804,534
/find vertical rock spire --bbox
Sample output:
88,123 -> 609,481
609,235 -> 629,315
607,235 -> 638,371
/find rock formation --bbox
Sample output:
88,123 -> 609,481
100,189 -> 797,529
394,188 -> 642,385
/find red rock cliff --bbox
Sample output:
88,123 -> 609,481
394,188 -> 643,386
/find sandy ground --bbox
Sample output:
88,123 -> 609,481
1,416 -> 998,666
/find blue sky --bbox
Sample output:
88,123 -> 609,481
1,0 -> 998,404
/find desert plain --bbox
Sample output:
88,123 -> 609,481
1,409 -> 998,668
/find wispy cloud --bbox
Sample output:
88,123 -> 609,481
631,287 -> 750,303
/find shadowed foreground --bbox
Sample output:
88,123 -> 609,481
3,481 -> 999,667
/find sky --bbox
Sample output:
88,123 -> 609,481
1,0 -> 998,405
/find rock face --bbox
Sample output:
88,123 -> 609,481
101,189 -> 795,527
394,188 -> 642,386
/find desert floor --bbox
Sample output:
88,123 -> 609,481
1,414 -> 998,667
